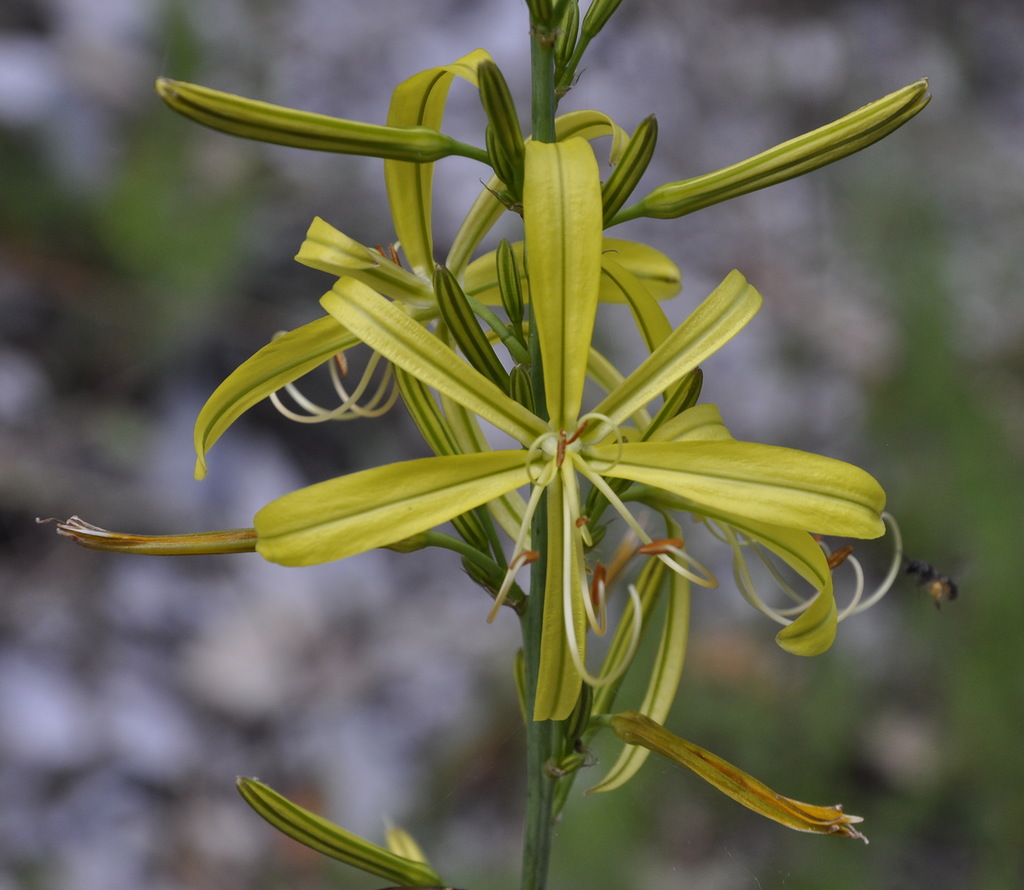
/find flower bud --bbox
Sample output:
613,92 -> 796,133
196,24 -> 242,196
602,114 -> 658,225
478,61 -> 525,198
434,265 -> 509,392
156,78 -> 485,163
619,79 -> 930,222
237,778 -> 445,884
554,1 -> 580,75
496,238 -> 526,334
580,0 -> 624,43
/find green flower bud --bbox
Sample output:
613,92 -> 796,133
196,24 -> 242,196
156,78 -> 488,163
602,114 -> 658,225
617,79 -> 931,223
509,363 -> 536,414
554,1 -> 580,76
478,61 -> 525,199
237,778 -> 445,885
434,265 -> 509,392
580,0 -> 624,42
496,238 -> 526,336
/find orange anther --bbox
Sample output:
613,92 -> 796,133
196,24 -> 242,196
826,545 -> 855,570
638,537 -> 685,555
589,563 -> 607,610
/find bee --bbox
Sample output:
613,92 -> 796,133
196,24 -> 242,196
905,559 -> 958,609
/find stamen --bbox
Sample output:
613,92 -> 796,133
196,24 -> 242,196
487,549 -> 538,622
576,461 -> 717,588
562,579 -> 643,688
525,432 -> 560,485
270,347 -> 399,423
835,554 -> 866,620
716,521 -> 795,624
589,563 -> 608,635
826,545 -> 855,570
565,419 -> 589,446
556,430 -> 568,467
334,351 -> 349,377
842,511 -> 903,615
638,538 -> 685,555
490,444 -> 561,623
562,465 -> 603,634
374,243 -> 403,266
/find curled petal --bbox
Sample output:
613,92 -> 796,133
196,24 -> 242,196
41,516 -> 256,555
609,712 -> 867,841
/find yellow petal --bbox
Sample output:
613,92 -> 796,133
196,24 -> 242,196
255,451 -> 530,566
523,138 -> 603,429
384,49 -> 491,276
594,440 -> 886,539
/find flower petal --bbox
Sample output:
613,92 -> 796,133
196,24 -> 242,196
255,451 -> 530,566
591,270 -> 761,428
533,478 -> 586,721
645,403 -> 732,442
193,316 -> 358,478
462,238 -> 681,306
321,278 -> 547,445
295,217 -> 433,305
444,109 -> 630,275
608,712 -> 867,840
385,50 -> 491,276
594,440 -> 886,538
775,583 -> 838,655
523,138 -> 603,429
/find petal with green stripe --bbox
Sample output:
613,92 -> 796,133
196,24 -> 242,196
255,451 -> 530,566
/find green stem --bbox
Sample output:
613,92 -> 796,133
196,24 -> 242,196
519,504 -> 556,890
521,16 -> 559,889
530,26 -> 556,144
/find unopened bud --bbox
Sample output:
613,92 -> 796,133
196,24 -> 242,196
156,78 -> 486,163
619,79 -> 930,222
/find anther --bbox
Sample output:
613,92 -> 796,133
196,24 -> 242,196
637,537 -> 685,556
589,563 -> 607,613
827,545 -> 855,570
556,430 -> 568,467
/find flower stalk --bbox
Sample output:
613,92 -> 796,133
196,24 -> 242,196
46,5 -> 933,888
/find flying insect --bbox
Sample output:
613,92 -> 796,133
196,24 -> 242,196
905,559 -> 958,609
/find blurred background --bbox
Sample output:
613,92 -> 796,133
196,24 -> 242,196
2,0 -> 1023,887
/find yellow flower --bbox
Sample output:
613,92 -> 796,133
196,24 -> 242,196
253,139 -> 885,720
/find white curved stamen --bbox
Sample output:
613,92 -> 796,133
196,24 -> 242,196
487,442 -> 560,623
270,350 -> 399,422
562,552 -> 643,690
844,511 -> 903,615
835,555 -> 866,620
576,461 -> 717,588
